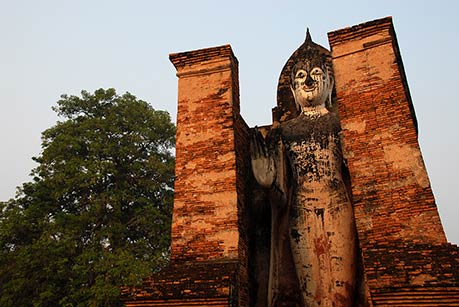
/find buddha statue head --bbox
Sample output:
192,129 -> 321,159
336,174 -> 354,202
275,30 -> 334,121
290,54 -> 333,112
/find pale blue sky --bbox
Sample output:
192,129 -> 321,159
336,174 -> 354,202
1,1 -> 458,243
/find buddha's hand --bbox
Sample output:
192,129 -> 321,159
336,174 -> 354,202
250,127 -> 276,188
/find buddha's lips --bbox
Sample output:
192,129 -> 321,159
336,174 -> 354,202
300,85 -> 316,92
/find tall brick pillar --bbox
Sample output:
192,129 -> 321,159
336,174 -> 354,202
329,17 -> 459,305
328,17 -> 446,246
122,45 -> 251,307
169,45 -> 248,266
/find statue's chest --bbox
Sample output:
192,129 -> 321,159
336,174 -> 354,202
284,135 -> 340,181
280,115 -> 342,182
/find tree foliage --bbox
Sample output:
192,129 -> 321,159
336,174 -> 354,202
0,89 -> 175,306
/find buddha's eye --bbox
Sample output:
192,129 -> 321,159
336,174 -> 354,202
311,67 -> 323,75
295,70 -> 306,79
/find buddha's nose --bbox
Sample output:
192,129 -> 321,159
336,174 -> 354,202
306,74 -> 315,87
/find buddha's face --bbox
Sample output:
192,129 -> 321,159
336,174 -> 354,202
291,64 -> 331,108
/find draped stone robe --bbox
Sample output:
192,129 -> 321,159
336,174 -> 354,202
266,111 -> 356,307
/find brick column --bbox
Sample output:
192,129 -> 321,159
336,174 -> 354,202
328,18 -> 459,305
169,45 -> 250,306
328,17 -> 446,246
169,44 -> 246,263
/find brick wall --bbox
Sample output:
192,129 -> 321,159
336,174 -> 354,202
170,45 -> 243,263
328,17 -> 459,306
328,17 -> 446,246
123,45 -> 251,307
169,44 -> 250,306
122,262 -> 239,307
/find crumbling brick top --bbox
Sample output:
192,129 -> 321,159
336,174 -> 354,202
169,44 -> 237,69
328,16 -> 393,46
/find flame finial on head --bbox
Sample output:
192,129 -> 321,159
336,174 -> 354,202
305,28 -> 311,42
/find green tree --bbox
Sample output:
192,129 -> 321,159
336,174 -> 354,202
0,89 -> 175,306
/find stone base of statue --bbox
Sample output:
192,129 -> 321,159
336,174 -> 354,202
121,262 -> 239,306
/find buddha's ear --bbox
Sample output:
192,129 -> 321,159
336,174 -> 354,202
325,68 -> 335,110
328,76 -> 335,109
290,84 -> 300,112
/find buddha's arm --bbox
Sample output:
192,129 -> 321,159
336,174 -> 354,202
250,127 -> 276,188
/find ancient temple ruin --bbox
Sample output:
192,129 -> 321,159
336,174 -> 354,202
122,17 -> 459,307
